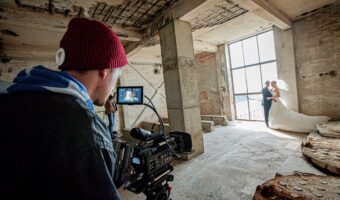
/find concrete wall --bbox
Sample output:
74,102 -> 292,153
0,60 -> 56,82
273,26 -> 299,112
120,63 -> 168,129
293,3 -> 340,119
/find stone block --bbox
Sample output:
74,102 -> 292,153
201,115 -> 228,126
202,120 -> 214,133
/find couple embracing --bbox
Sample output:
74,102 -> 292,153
262,80 -> 329,133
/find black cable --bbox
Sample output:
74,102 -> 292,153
143,95 -> 165,134
143,96 -> 180,158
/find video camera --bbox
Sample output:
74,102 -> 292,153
112,86 -> 193,200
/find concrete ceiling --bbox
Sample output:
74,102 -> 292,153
0,0 -> 338,68
131,0 -> 338,60
3,0 -> 178,29
192,12 -> 271,45
268,0 -> 338,20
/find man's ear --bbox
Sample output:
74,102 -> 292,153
98,69 -> 109,78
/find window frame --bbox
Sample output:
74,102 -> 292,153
228,30 -> 277,121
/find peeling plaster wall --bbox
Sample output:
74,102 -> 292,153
196,48 -> 231,118
0,60 -> 56,82
196,52 -> 221,115
293,3 -> 340,119
120,63 -> 168,129
273,26 -> 299,112
216,45 -> 233,120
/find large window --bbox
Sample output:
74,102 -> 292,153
229,31 -> 278,121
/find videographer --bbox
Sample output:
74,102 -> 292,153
105,93 -> 118,137
0,18 -> 127,199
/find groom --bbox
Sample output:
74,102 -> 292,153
262,81 -> 272,127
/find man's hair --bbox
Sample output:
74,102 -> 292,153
111,68 -> 122,81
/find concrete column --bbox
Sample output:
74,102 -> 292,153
224,45 -> 236,120
159,20 -> 204,159
273,26 -> 299,112
215,45 -> 234,120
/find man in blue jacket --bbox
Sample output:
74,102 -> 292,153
262,81 -> 272,127
0,18 -> 127,199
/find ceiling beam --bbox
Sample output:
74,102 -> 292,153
172,0 -> 209,19
128,0 -> 208,55
144,0 -> 207,37
232,0 -> 291,29
193,40 -> 218,53
124,41 -> 143,57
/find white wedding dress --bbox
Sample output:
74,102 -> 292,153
268,89 -> 329,133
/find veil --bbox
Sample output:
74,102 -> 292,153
276,79 -> 289,91
275,79 -> 289,107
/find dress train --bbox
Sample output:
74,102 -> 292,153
268,99 -> 329,133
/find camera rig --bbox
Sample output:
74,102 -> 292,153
112,93 -> 193,200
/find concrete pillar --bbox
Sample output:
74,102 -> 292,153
273,26 -> 299,112
224,45 -> 236,120
159,20 -> 204,159
215,45 -> 234,120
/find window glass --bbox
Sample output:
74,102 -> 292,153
229,41 -> 244,68
232,68 -> 247,94
246,65 -> 262,93
248,94 -> 265,121
261,62 -> 278,84
258,31 -> 276,62
242,37 -> 259,65
235,95 -> 249,120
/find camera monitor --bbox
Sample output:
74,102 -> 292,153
116,86 -> 143,105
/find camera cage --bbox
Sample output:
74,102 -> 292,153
113,87 -> 194,200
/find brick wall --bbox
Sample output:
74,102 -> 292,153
196,52 -> 222,115
293,3 -> 340,119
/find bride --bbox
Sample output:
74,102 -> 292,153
268,81 -> 329,133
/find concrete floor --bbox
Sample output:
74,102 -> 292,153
119,121 -> 305,200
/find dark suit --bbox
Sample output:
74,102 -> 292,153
262,87 -> 272,127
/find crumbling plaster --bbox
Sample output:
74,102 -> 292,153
293,3 -> 340,119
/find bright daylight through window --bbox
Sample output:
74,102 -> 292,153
228,30 -> 278,121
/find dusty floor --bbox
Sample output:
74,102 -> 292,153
119,121 -> 305,200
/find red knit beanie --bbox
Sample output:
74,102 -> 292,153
58,18 -> 128,70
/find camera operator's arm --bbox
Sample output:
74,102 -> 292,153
65,104 -> 121,200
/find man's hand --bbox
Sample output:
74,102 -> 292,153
105,93 -> 118,114
111,92 -> 118,112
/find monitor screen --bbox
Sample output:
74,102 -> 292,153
116,86 -> 143,105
